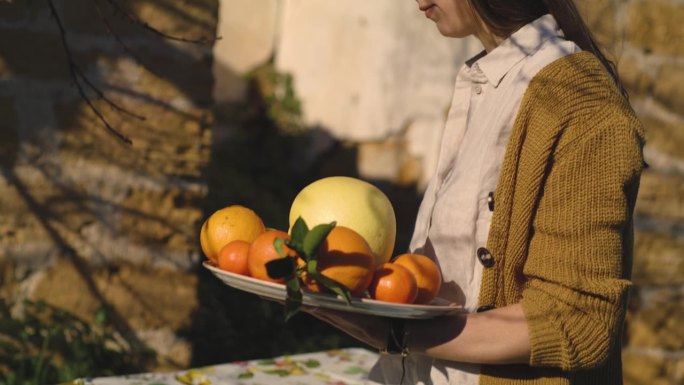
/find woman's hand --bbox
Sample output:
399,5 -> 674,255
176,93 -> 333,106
305,303 -> 531,365
409,303 -> 530,364
303,306 -> 389,350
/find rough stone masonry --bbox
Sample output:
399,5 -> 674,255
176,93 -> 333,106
0,0 -> 216,371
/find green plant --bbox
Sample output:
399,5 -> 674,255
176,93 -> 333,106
250,64 -> 306,136
0,300 -> 150,385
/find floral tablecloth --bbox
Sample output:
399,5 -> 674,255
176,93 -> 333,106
68,348 -> 381,385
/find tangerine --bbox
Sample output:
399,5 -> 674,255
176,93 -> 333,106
200,205 -> 265,264
393,253 -> 442,304
217,240 -> 251,276
248,229 -> 296,284
369,263 -> 418,304
301,226 -> 375,297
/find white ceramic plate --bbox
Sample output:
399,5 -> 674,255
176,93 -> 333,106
204,261 -> 463,319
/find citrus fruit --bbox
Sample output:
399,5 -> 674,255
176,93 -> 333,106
217,240 -> 251,276
248,229 -> 296,284
393,253 -> 442,304
301,226 -> 375,297
289,176 -> 396,266
369,263 -> 418,304
200,205 -> 265,264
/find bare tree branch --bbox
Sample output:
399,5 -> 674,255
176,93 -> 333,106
99,0 -> 220,45
72,60 -> 147,121
92,0 -> 145,68
48,0 -> 220,145
48,0 -> 134,145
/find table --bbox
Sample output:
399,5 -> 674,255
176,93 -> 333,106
66,348 -> 381,385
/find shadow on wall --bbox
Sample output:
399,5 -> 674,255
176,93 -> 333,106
190,61 -> 424,365
0,0 -> 216,379
0,0 -> 424,378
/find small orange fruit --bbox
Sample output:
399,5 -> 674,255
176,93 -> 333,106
301,226 -> 375,297
248,229 -> 296,284
217,240 -> 251,276
393,253 -> 442,304
200,205 -> 265,264
369,263 -> 418,304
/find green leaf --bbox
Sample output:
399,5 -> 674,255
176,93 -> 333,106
274,237 -> 286,258
265,369 -> 291,377
284,277 -> 303,321
34,301 -> 46,314
289,217 -> 309,251
265,257 -> 296,280
308,272 -> 352,304
303,359 -> 321,368
306,260 -> 318,275
302,222 -> 336,259
94,307 -> 107,326
258,359 -> 276,365
238,371 -> 255,379
343,366 -> 367,375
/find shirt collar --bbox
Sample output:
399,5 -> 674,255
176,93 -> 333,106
467,14 -> 565,87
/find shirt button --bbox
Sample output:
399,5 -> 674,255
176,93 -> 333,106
474,85 -> 482,94
487,191 -> 495,212
477,247 -> 494,268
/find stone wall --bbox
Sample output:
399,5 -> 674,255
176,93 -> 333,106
576,1 -> 684,384
0,0 -> 216,371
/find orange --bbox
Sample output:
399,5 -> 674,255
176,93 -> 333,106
200,205 -> 265,264
301,226 -> 375,297
217,240 -> 251,276
393,253 -> 442,304
369,263 -> 418,304
248,229 -> 296,284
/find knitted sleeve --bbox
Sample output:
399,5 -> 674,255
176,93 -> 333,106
520,111 -> 644,370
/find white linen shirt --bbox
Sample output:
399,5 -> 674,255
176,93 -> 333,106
369,14 -> 580,385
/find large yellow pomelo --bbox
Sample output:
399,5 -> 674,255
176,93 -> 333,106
289,176 -> 396,266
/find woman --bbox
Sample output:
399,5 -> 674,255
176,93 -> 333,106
309,1 -> 645,384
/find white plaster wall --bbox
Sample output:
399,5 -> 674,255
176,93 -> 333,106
213,0 -> 280,102
276,0 -> 480,141
213,0 -> 482,186
275,0 -> 480,184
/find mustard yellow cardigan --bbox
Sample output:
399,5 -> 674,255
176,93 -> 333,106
478,51 -> 645,385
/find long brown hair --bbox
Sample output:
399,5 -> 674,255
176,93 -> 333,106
469,0 -> 628,98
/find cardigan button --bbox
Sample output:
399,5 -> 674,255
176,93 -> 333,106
477,247 -> 494,268
487,191 -> 495,212
477,305 -> 495,313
